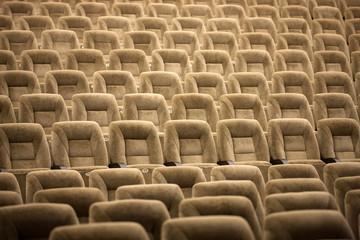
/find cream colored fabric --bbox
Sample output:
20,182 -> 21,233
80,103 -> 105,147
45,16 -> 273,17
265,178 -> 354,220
314,50 -> 353,80
111,3 -> 145,28
146,4 -> 180,26
281,6 -> 312,29
39,2 -> 72,28
243,17 -> 277,43
0,50 -> 17,71
277,33 -> 313,62
207,18 -> 241,41
18,16 -> 54,43
0,96 -> 16,124
75,2 -> 108,27
58,16 -> 93,44
163,31 -> 200,60
0,30 -> 38,60
248,5 -> 279,27
313,19 -> 346,39
97,16 -> 131,42
181,5 -> 213,25
83,30 -> 120,60
0,16 -> 15,31
193,50 -> 234,78
135,17 -> 169,44
239,33 -> 276,60
278,18 -> 312,41
123,31 -> 161,57
314,33 -> 350,61
0,172 -> 22,206
171,17 -> 205,42
1,2 -> 35,27
265,178 -> 328,195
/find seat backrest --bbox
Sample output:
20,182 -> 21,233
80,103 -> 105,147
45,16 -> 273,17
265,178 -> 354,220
58,16 -> 93,43
39,2 -> 72,27
135,17 -> 169,44
18,16 -> 55,42
314,50 -> 353,80
83,30 -> 120,57
0,172 -> 22,204
206,18 -> 241,40
0,16 -> 15,31
215,5 -> 246,26
277,33 -> 313,62
181,4 -> 213,25
51,121 -> 108,167
146,3 -> 179,26
111,3 -> 145,28
202,32 -> 238,60
243,17 -> 277,43
97,16 -> 132,41
314,33 -> 350,61
0,50 -> 17,71
313,19 -> 346,39
248,5 -> 279,27
280,6 -> 312,29
265,178 -> 328,195
163,31 -> 200,60
193,50 -> 234,78
278,18 -> 312,41
334,176 -> 360,214
75,2 -> 109,26
267,164 -> 320,180
0,30 -> 38,60
123,31 -> 161,56
238,32 -> 276,60
0,96 -> 16,124
171,17 -> 205,42
344,189 -> 360,239
26,169 -> 84,203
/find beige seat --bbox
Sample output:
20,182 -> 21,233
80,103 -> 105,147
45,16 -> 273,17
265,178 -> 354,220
108,120 -> 164,183
181,5 -> 213,26
25,169 -> 84,203
39,2 -> 72,28
277,33 -> 313,62
0,50 -> 17,71
83,30 -> 120,62
41,30 -> 80,63
267,93 -> 315,129
226,73 -> 270,107
111,3 -> 145,28
219,94 -> 268,131
248,5 -> 279,27
248,0 -> 278,7
18,16 -> 55,45
51,121 -> 108,185
239,33 -> 276,60
267,164 -> 320,180
344,189 -> 360,239
171,17 -> 206,43
152,166 -> 206,198
0,172 -> 23,207
278,18 -> 312,41
0,203 -> 78,239
97,16 -> 131,45
0,96 -> 16,124
75,2 -> 108,28
314,51 -> 352,80
135,17 -> 169,44
162,216 -> 256,240
116,184 -> 184,218
171,94 -> 219,132
72,93 -> 120,134
202,32 -> 238,61
206,18 -> 241,41
280,6 -> 312,29
179,197 -> 262,240
313,19 -> 346,40
334,175 -> 360,216
163,31 -> 200,61
193,50 -> 234,79
346,19 -> 360,42
139,71 -> 183,106
243,17 -> 277,43
0,30 -> 38,62
0,16 -> 15,31
216,119 -> 271,181
147,3 -> 180,27
123,93 -> 170,132
271,71 -> 314,105
123,31 -> 161,59
234,50 -> 274,82
184,72 -> 226,104
267,118 -> 326,178
66,49 -> 106,84
19,94 -> 69,136
216,0 -> 249,14
90,199 -> 170,240
151,49 -> 192,81
314,34 -> 350,61
215,5 -> 246,26
1,2 -> 35,28
89,168 -> 145,201
278,0 -> 309,9
58,16 -> 93,45
264,210 -> 355,240
93,70 -> 137,107
49,222 -> 150,240
109,49 -> 150,83
314,72 -> 357,104
313,6 -> 344,27
345,6 -> 360,19
265,178 -> 328,195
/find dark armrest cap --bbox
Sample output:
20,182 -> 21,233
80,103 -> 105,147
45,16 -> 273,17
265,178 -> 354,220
51,165 -> 67,170
164,162 -> 182,166
270,159 -> 289,165
217,160 -> 235,165
109,163 -> 127,168
322,158 -> 341,164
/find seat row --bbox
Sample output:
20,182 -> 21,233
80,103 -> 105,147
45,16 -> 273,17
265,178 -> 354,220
1,161 -> 360,239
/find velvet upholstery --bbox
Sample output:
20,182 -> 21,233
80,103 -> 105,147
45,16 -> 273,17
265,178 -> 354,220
162,216 -> 256,240
265,178 -> 328,195
334,176 -> 360,215
268,164 -> 320,180
202,32 -> 238,60
163,31 -> 200,60
0,203 -> 79,239
171,17 -> 205,42
0,172 -> 22,206
278,18 -> 312,41
83,30 -> 120,61
18,16 -> 55,43
193,50 -> 234,78
277,33 -> 313,62
0,95 -> 16,124
135,17 -> 169,44
248,5 -> 279,27
314,34 -> 350,61
111,3 -> 145,28
238,33 -> 276,60
90,199 -> 170,240
313,19 -> 346,39
313,6 -> 344,27
147,4 -> 180,27
116,183 -> 184,218
58,16 -> 93,44
181,5 -> 213,25
345,189 -> 360,239
0,50 -> 17,71
346,19 -> 360,42
39,2 -> 72,28
123,31 -> 161,57
243,17 -> 277,43
97,16 -> 131,42
215,5 -> 247,24
152,166 -> 206,198
75,2 -> 108,27
314,51 -> 353,80
0,16 -> 15,31
2,2 -> 35,28
0,30 -> 38,61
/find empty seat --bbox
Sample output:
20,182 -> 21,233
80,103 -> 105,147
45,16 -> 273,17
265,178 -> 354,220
314,34 -> 350,61
278,0 -> 309,8
18,16 -> 55,44
235,50 -> 274,82
135,17 -> 169,44
83,30 -> 120,62
334,176 -> 360,215
171,94 -> 219,131
181,5 -> 213,26
123,93 -> 170,132
268,164 -> 320,180
72,93 -> 120,134
278,18 -> 312,41
313,19 -> 346,40
314,51 -> 352,80
206,18 -> 241,41
202,32 -> 238,60
271,71 -> 314,104
111,3 -> 145,28
277,33 -> 313,62
0,203 -> 78,239
171,17 -> 206,43
248,5 -> 279,27
93,70 -> 137,107
264,210 -> 355,240
162,216 -> 256,240
248,0 -> 278,7
163,120 -> 217,178
123,31 -> 161,59
0,16 -> 15,31
163,31 -> 200,61
139,71 -> 183,106
0,50 -> 17,71
243,17 -> 277,43
19,94 -> 69,136
26,169 -> 84,203
280,6 -> 312,29
313,93 -> 359,125
219,94 -> 268,131
313,6 -> 344,27
267,118 -> 325,178
267,93 -> 315,128
147,3 -> 180,27
274,49 -> 314,81
226,73 -> 270,107
344,189 -> 360,239
66,49 -> 106,83
215,5 -> 246,26
238,33 -> 276,60
314,72 -> 357,104
179,197 -> 262,240
216,0 -> 249,13
109,49 -> 150,83
151,49 -> 192,81
51,121 -> 108,185
75,2 -> 108,28
39,2 -> 72,28
265,178 -> 328,195
0,172 -> 22,207
90,199 -> 170,240
193,50 -> 234,79
216,119 -> 271,181
41,30 -> 80,63
152,166 -> 206,198
20,49 -> 63,89
116,184 -> 184,218
0,30 -> 38,61
97,16 -> 131,45
345,19 -> 360,41
0,96 -> 16,124
184,72 -> 227,103
58,16 -> 93,45
49,222 -> 150,240
345,7 -> 360,19
351,51 -> 360,78
1,2 -> 35,28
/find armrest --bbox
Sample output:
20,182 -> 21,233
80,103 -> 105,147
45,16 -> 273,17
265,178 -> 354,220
270,159 -> 289,165
108,163 -> 127,168
51,165 -> 67,170
217,160 -> 235,165
164,162 -> 182,166
0,168 -> 8,172
322,158 -> 341,164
